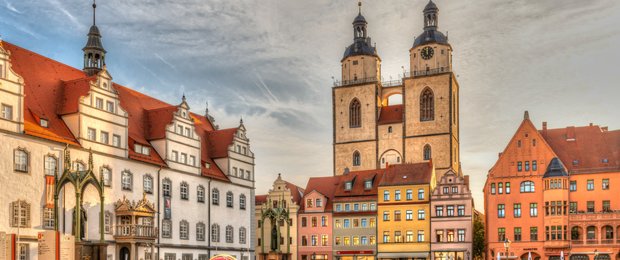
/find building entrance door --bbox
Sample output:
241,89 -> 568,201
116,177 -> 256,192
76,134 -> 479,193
120,247 -> 130,260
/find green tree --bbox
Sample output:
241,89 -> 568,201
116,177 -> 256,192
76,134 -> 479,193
473,212 -> 485,260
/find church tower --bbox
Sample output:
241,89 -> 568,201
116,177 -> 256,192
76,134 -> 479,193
333,2 -> 381,175
404,0 -> 460,178
83,0 -> 106,76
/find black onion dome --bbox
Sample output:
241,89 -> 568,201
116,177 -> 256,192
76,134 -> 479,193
83,25 -> 106,52
353,13 -> 367,24
412,30 -> 448,48
424,0 -> 438,12
543,157 -> 569,178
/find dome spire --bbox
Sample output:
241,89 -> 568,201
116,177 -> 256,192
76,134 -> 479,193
83,0 -> 106,76
358,1 -> 362,15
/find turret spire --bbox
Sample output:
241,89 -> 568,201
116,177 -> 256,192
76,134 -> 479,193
83,0 -> 106,76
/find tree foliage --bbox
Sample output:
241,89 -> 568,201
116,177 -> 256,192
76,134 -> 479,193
473,212 -> 486,260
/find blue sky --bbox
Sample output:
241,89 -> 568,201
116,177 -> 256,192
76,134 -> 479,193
2,0 -> 619,211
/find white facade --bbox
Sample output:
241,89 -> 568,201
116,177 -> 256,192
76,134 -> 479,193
0,40 -> 255,260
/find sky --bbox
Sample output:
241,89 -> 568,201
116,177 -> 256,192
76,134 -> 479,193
2,0 -> 619,211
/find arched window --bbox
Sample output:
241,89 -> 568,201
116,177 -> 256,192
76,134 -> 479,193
197,185 -> 205,203
423,145 -> 432,160
180,182 -> 189,200
239,227 -> 247,244
420,88 -> 434,121
44,156 -> 57,176
179,220 -> 189,240
196,222 -> 206,241
226,192 -> 234,208
121,171 -> 132,191
162,178 -> 172,197
212,189 -> 220,205
388,126 -> 393,133
143,175 -> 153,194
226,225 -> 234,243
349,98 -> 361,128
211,224 -> 220,242
353,151 -> 361,166
14,148 -> 29,172
520,181 -> 535,193
240,194 -> 246,210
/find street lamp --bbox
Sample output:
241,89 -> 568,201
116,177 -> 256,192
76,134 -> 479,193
466,251 -> 470,260
503,240 -> 511,259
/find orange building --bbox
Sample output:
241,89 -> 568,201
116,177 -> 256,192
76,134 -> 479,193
484,112 -> 620,260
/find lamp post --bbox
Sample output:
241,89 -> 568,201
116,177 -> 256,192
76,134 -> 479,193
466,250 -> 470,260
312,252 -> 316,260
503,240 -> 511,259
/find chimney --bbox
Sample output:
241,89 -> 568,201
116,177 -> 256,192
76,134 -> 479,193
498,152 -> 502,158
523,110 -> 530,120
542,122 -> 548,136
589,123 -> 593,126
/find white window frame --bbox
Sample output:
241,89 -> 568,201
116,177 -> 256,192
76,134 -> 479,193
95,97 -> 104,109
112,135 -> 121,147
197,186 -> 205,203
180,182 -> 189,200
143,175 -> 153,194
121,171 -> 132,191
102,167 -> 112,187
180,220 -> 189,240
1,104 -> 13,120
225,225 -> 234,243
44,156 -> 57,176
87,128 -> 97,141
42,207 -> 54,229
106,101 -> 115,113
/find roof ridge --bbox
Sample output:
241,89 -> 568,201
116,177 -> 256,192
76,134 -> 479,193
3,41 -> 86,75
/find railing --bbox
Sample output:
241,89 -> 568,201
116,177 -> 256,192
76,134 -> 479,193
586,239 -> 598,245
333,77 -> 378,87
571,240 -> 584,245
569,211 -> 620,221
404,67 -> 450,78
601,239 -> 614,244
381,79 -> 402,87
115,224 -> 158,239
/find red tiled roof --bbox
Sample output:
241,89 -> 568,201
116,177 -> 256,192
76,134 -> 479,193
208,128 -> 238,159
541,125 -> 620,173
285,181 -> 305,205
3,42 -> 232,181
334,169 -> 385,198
378,104 -> 403,125
4,42 -> 86,146
302,175 -> 342,211
255,195 -> 268,205
379,162 -> 434,186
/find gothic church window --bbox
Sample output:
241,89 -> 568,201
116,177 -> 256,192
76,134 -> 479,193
353,151 -> 361,166
350,98 -> 361,128
420,88 -> 434,121
423,145 -> 432,160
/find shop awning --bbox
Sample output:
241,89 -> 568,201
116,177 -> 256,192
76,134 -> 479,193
377,252 -> 429,258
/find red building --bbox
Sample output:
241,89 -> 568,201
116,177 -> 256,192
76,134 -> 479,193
484,112 -> 620,260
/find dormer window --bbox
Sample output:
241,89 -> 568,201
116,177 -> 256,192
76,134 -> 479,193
306,199 -> 312,208
344,182 -> 353,191
316,199 -> 322,207
134,144 -> 150,155
105,101 -> 114,113
364,180 -> 372,190
40,119 -> 49,128
205,162 -> 211,169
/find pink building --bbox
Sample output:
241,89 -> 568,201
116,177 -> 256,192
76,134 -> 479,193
298,176 -> 341,260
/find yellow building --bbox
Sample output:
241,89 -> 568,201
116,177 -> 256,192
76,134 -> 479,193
377,163 -> 436,260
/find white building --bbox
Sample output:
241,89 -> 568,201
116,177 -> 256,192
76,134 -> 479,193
0,4 -> 255,260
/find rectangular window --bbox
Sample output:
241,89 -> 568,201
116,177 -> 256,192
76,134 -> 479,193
602,179 -> 610,190
498,204 -> 505,218
369,218 -> 375,227
517,161 -> 522,171
383,211 -> 389,221
182,254 -> 192,260
1,104 -> 13,120
452,186 -> 458,193
18,244 -> 28,260
87,128 -> 97,141
457,229 -> 465,242
394,231 -> 402,243
364,180 -> 372,189
406,210 -> 413,220
312,217 -> 317,227
383,231 -> 389,243
530,227 -> 538,241
343,219 -> 350,228
14,150 -> 29,172
95,98 -> 104,109
42,208 -> 54,229
418,188 -> 425,200
514,203 -> 522,218
322,235 -> 328,246
491,183 -> 496,194
353,203 -> 359,211
417,230 -> 425,242
394,210 -> 401,221
395,190 -> 401,201
383,190 -> 390,201
525,161 -> 530,171
530,203 -> 538,217
171,151 -> 178,161
100,131 -> 109,144
336,204 -> 342,212
106,101 -> 114,113
418,209 -> 425,220
361,218 -> 367,227
344,182 -> 352,190
406,189 -> 413,200
532,160 -> 537,171
447,205 -> 454,216
587,201 -> 594,213
569,202 -> 577,213
44,156 -> 57,176
603,200 -> 610,212
514,227 -> 522,241
570,181 -> 577,191
587,179 -> 594,191
505,182 -> 511,194
436,206 -> 443,217
189,155 -> 195,166
113,135 -> 121,147
498,228 -> 506,242
457,205 -> 465,216
344,204 -> 350,211
498,182 -> 503,194
180,153 -> 187,164
436,230 -> 444,242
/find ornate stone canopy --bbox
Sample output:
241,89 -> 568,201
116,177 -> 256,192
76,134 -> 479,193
114,193 -> 156,217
